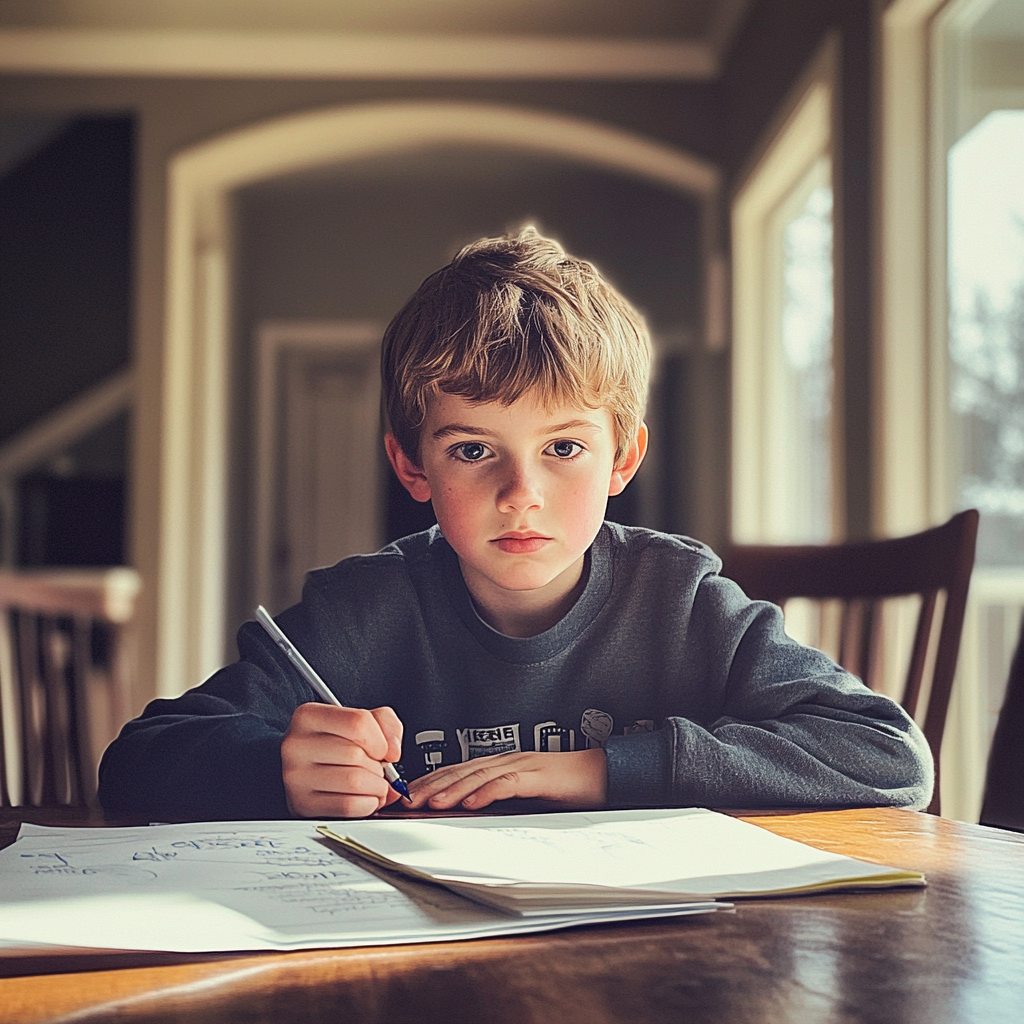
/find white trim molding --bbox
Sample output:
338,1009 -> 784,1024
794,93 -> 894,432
158,99 -> 723,697
874,0 -> 951,536
0,29 -> 719,80
731,36 -> 840,543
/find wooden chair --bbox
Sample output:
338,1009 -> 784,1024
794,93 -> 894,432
979,611 -> 1024,832
720,510 -> 979,815
0,568 -> 141,809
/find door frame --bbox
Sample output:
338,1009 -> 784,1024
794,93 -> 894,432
157,99 -> 722,696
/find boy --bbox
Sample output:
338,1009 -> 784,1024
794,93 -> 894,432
99,229 -> 932,821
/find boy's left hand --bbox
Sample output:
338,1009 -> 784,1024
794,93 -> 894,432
405,748 -> 607,811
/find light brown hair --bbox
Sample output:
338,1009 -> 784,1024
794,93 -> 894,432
381,227 -> 652,463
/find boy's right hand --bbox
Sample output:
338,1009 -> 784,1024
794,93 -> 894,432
281,703 -> 404,818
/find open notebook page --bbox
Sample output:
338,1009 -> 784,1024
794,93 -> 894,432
322,808 -> 924,912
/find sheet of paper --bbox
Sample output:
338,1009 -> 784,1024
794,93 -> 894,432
333,808 -> 924,898
0,821 -> 721,953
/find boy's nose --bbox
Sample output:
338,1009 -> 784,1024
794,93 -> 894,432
497,464 -> 544,514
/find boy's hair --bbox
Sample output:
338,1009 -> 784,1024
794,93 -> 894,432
381,227 -> 652,464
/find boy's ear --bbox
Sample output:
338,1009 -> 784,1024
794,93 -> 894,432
385,433 -> 432,503
608,422 -> 649,497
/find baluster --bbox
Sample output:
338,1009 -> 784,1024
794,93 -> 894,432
68,616 -> 95,805
0,606 -> 13,806
16,611 -> 50,806
41,615 -> 72,805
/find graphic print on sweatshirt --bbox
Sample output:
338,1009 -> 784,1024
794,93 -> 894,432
534,721 -> 576,752
415,713 -> 646,767
580,708 -> 614,748
414,729 -> 448,772
457,723 -> 521,760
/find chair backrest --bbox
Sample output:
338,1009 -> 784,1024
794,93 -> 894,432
979,611 -> 1024,832
0,568 -> 140,809
720,510 -> 979,815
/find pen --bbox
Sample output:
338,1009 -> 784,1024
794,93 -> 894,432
255,605 -> 411,801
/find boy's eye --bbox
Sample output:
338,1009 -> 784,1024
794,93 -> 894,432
547,440 -> 583,459
452,442 -> 489,462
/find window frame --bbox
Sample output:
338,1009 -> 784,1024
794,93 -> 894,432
731,34 -> 842,543
879,0 -> 1024,821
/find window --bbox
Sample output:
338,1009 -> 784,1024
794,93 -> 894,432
881,0 -> 1024,820
941,26 -> 1024,567
934,0 -> 1024,818
732,39 -> 839,543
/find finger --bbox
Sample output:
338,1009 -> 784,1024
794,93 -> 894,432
291,704 -> 393,762
282,732 -> 385,774
286,764 -> 391,818
424,763 -> 529,810
290,789 -> 386,819
409,753 -> 516,792
459,775 -> 524,809
369,706 -> 404,764
405,753 -> 534,804
306,763 -> 392,800
288,701 -> 347,734
405,760 -> 492,807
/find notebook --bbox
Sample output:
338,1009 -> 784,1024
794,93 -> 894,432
320,807 -> 925,915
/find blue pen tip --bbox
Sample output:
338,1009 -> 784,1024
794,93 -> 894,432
393,779 -> 411,801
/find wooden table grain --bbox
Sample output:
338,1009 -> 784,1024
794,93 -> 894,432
1,807 -> 1021,1024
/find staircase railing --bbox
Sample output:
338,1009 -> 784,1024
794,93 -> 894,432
0,368 -> 134,565
0,567 -> 141,808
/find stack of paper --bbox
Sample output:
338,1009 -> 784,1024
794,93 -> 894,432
0,809 -> 923,953
321,808 -> 925,915
0,819 -> 722,954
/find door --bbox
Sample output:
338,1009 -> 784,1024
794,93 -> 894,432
254,321 -> 384,612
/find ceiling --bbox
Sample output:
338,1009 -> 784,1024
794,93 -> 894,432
0,0 -> 754,81
0,1 -> 753,52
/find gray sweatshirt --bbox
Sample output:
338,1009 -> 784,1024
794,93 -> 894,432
98,524 -> 933,820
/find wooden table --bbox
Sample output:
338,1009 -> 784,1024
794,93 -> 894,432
1,807 -> 1022,1024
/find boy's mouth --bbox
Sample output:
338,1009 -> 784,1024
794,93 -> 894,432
493,532 -> 551,554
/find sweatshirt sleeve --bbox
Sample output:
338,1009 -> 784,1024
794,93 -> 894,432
98,615 -> 314,821
603,570 -> 934,811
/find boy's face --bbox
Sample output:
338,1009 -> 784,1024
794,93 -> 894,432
386,391 -> 646,636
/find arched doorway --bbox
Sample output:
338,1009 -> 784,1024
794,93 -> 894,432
157,100 -> 721,696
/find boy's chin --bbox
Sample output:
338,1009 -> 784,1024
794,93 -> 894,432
477,560 -> 586,597
478,569 -> 568,594
458,553 -> 565,588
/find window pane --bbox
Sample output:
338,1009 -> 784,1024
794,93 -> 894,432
767,161 -> 834,542
731,61 -> 835,546
948,115 -> 1024,566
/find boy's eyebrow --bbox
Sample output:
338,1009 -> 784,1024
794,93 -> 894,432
432,423 -> 494,440
545,419 -> 603,434
432,418 -> 603,440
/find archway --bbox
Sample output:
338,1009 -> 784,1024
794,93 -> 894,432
157,100 -> 722,696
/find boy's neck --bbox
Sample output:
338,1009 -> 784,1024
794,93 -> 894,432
460,554 -> 588,638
